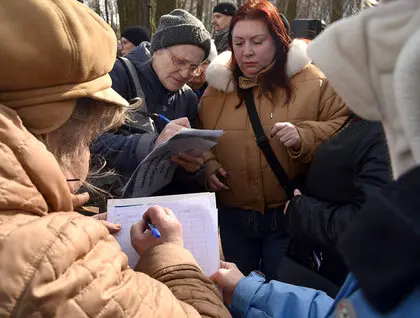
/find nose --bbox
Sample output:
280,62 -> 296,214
243,42 -> 254,56
179,68 -> 191,80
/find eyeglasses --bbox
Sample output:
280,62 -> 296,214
169,49 -> 203,77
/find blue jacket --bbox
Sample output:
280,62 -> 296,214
231,272 -> 420,317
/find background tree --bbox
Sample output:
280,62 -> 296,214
117,0 -> 151,36
155,0 -> 176,29
80,0 -> 369,38
276,0 -> 297,23
331,0 -> 344,22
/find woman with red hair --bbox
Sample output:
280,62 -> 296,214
199,0 -> 348,280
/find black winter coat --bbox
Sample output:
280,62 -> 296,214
285,119 -> 391,288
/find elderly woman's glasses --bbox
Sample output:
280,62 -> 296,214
169,49 -> 203,77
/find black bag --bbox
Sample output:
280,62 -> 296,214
244,89 -> 339,296
117,56 -> 156,135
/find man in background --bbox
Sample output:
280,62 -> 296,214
212,2 -> 237,53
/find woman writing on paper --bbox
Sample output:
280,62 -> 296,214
0,1 -> 229,316
198,0 -> 348,280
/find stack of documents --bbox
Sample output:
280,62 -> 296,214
107,192 -> 219,276
123,128 -> 223,197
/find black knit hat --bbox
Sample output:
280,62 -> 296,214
151,9 -> 212,61
121,26 -> 150,46
213,2 -> 238,17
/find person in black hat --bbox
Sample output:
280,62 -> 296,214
212,2 -> 238,53
91,9 -> 212,202
120,26 -> 150,56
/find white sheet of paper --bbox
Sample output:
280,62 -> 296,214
123,129 -> 223,197
107,193 -> 219,276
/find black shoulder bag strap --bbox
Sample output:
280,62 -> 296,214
117,56 -> 146,103
244,89 -> 295,198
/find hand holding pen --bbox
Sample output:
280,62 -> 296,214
140,111 -> 171,124
130,205 -> 184,257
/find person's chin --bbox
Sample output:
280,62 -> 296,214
164,79 -> 184,92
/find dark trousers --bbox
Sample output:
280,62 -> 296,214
219,206 -> 290,281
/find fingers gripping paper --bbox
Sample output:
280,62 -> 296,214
122,128 -> 223,197
107,193 -> 219,276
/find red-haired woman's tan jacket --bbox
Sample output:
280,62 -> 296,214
199,40 -> 349,213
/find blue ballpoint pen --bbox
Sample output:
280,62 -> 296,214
154,113 -> 171,124
147,221 -> 161,238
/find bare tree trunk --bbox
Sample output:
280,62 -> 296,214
155,0 -> 176,27
196,0 -> 204,20
276,0 -> 289,13
104,0 -> 110,23
203,0 -> 212,32
189,0 -> 194,15
332,0 -> 344,21
285,0 -> 297,22
118,0 -> 150,35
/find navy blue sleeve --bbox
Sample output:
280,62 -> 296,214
91,132 -> 157,179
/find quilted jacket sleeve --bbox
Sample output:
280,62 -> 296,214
290,79 -> 349,163
13,213 -> 229,318
286,136 -> 391,250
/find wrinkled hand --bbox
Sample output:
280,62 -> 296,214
93,212 -> 121,234
283,189 -> 302,215
155,117 -> 191,148
271,122 -> 301,151
130,205 -> 183,257
210,261 -> 244,305
171,153 -> 204,173
207,168 -> 230,191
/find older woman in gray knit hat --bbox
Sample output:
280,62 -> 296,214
92,9 -> 213,200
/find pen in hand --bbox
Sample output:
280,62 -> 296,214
147,221 -> 161,238
153,113 -> 171,124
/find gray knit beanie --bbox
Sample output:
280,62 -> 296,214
150,9 -> 211,61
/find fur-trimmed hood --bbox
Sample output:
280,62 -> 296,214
205,39 -> 312,93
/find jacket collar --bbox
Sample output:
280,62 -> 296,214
308,0 -> 420,178
238,62 -> 275,90
205,39 -> 312,93
0,105 -> 73,215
